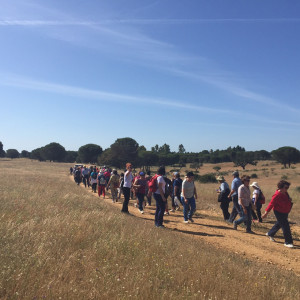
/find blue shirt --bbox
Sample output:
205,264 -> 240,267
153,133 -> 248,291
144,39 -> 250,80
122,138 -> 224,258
231,177 -> 242,196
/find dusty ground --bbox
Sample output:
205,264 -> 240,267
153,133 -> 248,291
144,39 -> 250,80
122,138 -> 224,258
77,179 -> 300,276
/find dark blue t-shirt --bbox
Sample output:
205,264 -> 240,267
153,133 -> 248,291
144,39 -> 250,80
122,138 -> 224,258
173,178 -> 183,197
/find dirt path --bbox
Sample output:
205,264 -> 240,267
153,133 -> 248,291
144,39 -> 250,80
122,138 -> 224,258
75,179 -> 300,276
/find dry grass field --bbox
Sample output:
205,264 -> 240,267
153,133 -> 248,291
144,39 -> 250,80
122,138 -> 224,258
0,158 -> 299,299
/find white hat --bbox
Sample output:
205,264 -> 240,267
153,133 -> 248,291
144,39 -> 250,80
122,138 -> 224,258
250,182 -> 260,189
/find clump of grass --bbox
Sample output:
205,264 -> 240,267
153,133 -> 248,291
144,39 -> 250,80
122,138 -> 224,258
281,175 -> 288,180
295,186 -> 300,193
251,173 -> 258,178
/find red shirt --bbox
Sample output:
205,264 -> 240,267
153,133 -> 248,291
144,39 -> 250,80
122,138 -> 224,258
265,190 -> 292,214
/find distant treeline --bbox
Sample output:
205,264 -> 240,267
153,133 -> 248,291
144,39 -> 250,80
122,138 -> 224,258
1,138 -> 300,169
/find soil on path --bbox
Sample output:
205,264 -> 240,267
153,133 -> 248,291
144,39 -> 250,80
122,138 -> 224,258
76,179 -> 300,276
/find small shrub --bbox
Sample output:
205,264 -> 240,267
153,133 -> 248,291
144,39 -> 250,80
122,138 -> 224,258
194,173 -> 217,183
281,175 -> 288,180
251,173 -> 258,178
295,186 -> 300,193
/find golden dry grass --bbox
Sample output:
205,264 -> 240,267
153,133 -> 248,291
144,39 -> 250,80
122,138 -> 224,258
0,159 -> 299,299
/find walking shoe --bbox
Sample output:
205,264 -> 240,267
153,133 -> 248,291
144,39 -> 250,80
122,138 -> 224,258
139,210 -> 144,214
284,243 -> 294,248
183,220 -> 189,224
189,218 -> 194,223
170,209 -> 175,212
246,230 -> 255,234
233,222 -> 237,230
265,233 -> 275,242
157,225 -> 165,228
164,211 -> 169,215
175,206 -> 180,211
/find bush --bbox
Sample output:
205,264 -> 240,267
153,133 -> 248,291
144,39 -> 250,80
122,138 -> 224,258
295,186 -> 300,193
194,173 -> 217,183
281,175 -> 288,180
251,173 -> 258,178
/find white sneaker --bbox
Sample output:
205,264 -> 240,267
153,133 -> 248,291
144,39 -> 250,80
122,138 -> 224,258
284,243 -> 294,248
265,233 -> 275,242
139,210 -> 144,214
184,220 -> 189,224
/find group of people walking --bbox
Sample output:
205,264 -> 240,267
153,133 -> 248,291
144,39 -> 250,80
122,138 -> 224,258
71,164 -> 295,248
217,171 -> 294,248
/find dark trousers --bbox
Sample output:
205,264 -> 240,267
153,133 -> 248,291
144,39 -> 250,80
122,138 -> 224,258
92,183 -> 97,193
153,193 -> 166,226
251,202 -> 262,222
122,187 -> 131,212
220,200 -> 230,220
137,193 -> 145,211
268,210 -> 293,244
229,195 -> 242,222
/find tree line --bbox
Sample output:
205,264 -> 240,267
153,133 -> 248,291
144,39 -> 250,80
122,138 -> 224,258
1,139 -> 300,169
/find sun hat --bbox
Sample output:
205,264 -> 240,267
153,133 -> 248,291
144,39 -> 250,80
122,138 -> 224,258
250,182 -> 260,189
216,175 -> 225,181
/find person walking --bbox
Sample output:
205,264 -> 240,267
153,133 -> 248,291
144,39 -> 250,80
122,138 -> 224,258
107,169 -> 119,202
181,172 -> 198,223
82,166 -> 90,188
97,171 -> 106,198
121,163 -> 134,213
90,168 -> 98,193
153,166 -> 167,227
133,171 -> 147,213
233,175 -> 253,233
228,171 -> 242,223
216,176 -> 231,221
262,180 -> 294,248
250,182 -> 263,223
171,172 -> 182,212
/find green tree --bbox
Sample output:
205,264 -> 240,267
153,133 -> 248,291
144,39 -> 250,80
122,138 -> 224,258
109,137 -> 139,168
190,162 -> 202,172
213,166 -> 221,173
65,151 -> 78,163
78,144 -> 103,164
42,142 -> 66,162
20,150 -> 30,158
0,141 -> 5,157
158,143 -> 171,154
30,147 -> 45,161
232,152 -> 257,170
137,150 -> 159,172
178,144 -> 186,154
272,146 -> 300,168
6,149 -> 20,159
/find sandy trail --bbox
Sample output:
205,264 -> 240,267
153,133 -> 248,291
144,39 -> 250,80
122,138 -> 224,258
76,179 -> 300,276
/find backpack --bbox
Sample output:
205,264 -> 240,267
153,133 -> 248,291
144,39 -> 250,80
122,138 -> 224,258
147,174 -> 159,197
92,172 -> 97,179
98,175 -> 106,185
258,190 -> 265,204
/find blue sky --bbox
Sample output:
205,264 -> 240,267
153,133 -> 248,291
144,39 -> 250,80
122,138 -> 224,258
1,0 -> 300,153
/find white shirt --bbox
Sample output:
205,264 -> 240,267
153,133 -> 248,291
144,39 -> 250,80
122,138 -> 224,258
123,171 -> 133,188
154,176 -> 166,194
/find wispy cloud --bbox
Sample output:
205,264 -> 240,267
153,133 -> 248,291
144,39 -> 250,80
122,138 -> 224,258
0,74 -> 233,115
2,18 -> 300,26
1,4 -> 299,115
